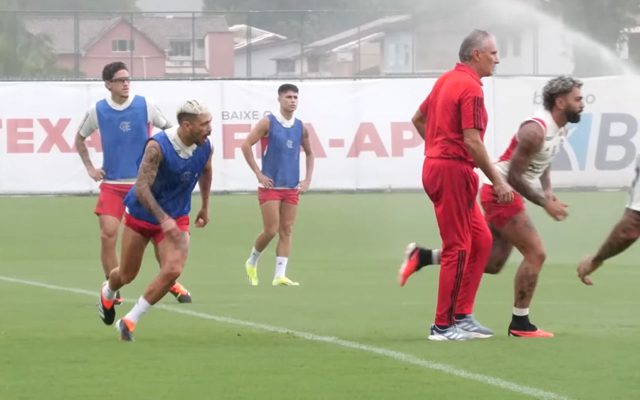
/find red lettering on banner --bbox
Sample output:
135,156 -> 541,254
347,122 -> 389,158
390,122 -> 422,157
7,119 -> 34,153
222,123 -> 251,159
38,118 -> 73,153
304,123 -> 327,158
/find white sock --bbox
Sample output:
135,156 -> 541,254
102,281 -> 116,300
124,296 -> 152,324
247,247 -> 261,266
432,249 -> 441,264
274,256 -> 288,278
513,307 -> 529,316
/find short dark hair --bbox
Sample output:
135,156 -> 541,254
278,83 -> 299,95
102,61 -> 128,81
543,76 -> 583,111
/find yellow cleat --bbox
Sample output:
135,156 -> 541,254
245,261 -> 259,286
272,276 -> 300,286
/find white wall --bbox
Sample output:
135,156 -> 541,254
0,76 -> 637,194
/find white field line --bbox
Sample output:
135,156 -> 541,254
0,275 -> 570,400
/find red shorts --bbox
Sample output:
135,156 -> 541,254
480,184 -> 525,228
95,183 -> 133,219
258,188 -> 300,205
124,213 -> 190,244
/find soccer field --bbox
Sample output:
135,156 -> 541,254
1,192 -> 639,400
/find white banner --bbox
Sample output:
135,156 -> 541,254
0,76 -> 638,193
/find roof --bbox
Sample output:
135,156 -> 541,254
275,14 -> 411,59
229,24 -> 287,50
22,14 -> 229,54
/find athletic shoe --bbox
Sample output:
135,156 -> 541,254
245,261 -> 259,286
114,290 -> 123,305
97,283 -> 116,326
169,282 -> 192,303
115,318 -> 135,342
272,276 -> 300,286
428,324 -> 474,341
508,322 -> 554,338
455,314 -> 494,339
398,242 -> 420,286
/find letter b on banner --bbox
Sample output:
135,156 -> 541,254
596,113 -> 637,170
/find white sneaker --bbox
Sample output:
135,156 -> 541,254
455,314 -> 494,339
428,324 -> 474,341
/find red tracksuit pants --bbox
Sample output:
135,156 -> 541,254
422,158 -> 492,326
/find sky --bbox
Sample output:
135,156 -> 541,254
136,0 -> 203,12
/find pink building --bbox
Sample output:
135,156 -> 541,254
23,14 -> 234,79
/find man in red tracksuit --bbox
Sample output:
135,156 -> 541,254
403,29 -> 513,341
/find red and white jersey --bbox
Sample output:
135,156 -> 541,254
492,110 -> 567,186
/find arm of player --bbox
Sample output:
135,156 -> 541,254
148,100 -> 173,130
509,122 -> 567,220
463,129 -> 512,203
195,151 -> 213,228
75,133 -> 104,181
134,141 -> 176,234
299,124 -> 315,193
411,109 -> 426,140
75,110 -> 104,181
539,166 -> 557,201
241,117 -> 273,188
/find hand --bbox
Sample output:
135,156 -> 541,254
194,209 -> 209,228
493,180 -> 514,204
577,255 -> 598,286
88,166 -> 105,181
160,217 -> 181,241
298,179 -> 311,193
543,197 -> 568,221
256,172 -> 274,188
544,190 -> 557,202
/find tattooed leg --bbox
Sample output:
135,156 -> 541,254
496,211 -> 546,308
484,224 -> 514,274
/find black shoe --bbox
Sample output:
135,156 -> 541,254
97,284 -> 116,325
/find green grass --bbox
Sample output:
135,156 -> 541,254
1,192 -> 639,400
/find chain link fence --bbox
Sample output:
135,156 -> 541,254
0,8 -> 634,80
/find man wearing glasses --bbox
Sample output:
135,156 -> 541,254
75,61 -> 192,305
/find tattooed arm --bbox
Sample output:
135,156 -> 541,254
134,140 -> 169,225
509,122 -> 567,220
75,109 -> 104,181
539,166 -> 558,202
508,122 -> 546,206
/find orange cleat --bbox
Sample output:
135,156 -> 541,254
508,326 -> 554,338
398,243 -> 420,287
169,282 -> 192,303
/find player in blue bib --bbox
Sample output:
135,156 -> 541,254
241,84 -> 315,286
97,100 -> 213,341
